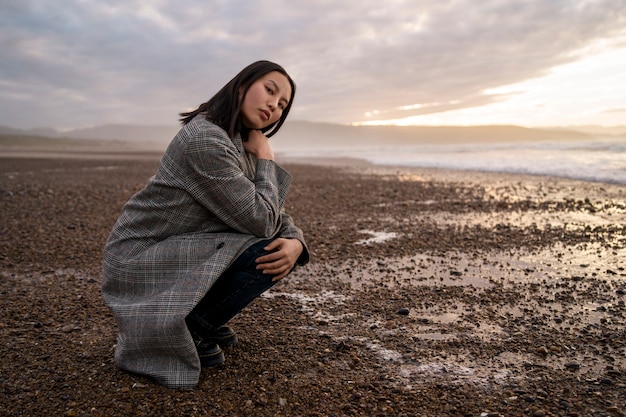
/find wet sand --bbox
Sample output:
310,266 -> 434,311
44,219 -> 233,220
1,153 -> 625,416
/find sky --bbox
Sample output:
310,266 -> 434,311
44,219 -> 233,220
1,0 -> 625,131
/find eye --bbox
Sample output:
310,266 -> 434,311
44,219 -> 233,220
266,86 -> 274,95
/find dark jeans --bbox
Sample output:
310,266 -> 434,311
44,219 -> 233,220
186,239 -> 277,337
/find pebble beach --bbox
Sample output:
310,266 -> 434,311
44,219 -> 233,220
1,151 -> 625,416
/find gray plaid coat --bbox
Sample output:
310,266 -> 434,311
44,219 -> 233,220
102,116 -> 308,389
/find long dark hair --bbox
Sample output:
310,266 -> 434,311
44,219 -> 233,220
179,60 -> 296,139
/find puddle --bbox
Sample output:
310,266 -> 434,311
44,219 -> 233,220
309,243 -> 625,291
427,208 -> 624,230
276,243 -> 625,386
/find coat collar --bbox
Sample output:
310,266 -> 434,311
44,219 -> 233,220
232,132 -> 256,180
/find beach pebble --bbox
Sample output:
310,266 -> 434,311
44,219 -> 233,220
6,157 -> 626,417
61,324 -> 75,333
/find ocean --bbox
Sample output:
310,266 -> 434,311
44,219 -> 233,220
280,137 -> 626,185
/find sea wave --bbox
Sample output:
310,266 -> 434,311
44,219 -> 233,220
280,138 -> 626,185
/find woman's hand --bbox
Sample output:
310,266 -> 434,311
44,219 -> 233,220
243,130 -> 274,160
255,238 -> 303,281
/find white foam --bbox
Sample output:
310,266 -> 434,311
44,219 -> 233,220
356,230 -> 399,245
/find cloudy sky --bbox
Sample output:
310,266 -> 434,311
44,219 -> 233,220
1,0 -> 625,130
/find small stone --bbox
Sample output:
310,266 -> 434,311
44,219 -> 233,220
565,362 -> 581,370
61,324 -> 75,333
397,308 -> 410,315
536,346 -> 549,355
117,402 -> 132,412
533,410 -> 546,417
278,398 -> 288,406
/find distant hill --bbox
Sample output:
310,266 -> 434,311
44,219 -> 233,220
271,121 -> 597,151
553,125 -> 626,136
2,121 -> 623,152
63,124 -> 179,143
0,123 -> 178,143
0,125 -> 31,136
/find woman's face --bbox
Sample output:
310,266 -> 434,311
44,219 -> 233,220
240,71 -> 292,130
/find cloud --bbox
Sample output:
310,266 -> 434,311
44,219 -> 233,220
0,0 -> 625,129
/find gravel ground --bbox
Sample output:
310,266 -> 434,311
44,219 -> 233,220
1,154 -> 625,417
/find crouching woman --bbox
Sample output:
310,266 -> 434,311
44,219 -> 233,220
102,60 -> 309,389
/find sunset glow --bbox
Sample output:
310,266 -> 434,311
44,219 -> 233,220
356,37 -> 626,127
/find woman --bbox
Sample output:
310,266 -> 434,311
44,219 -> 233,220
102,61 -> 309,389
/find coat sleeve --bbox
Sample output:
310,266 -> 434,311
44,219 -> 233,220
278,210 -> 311,266
180,125 -> 291,238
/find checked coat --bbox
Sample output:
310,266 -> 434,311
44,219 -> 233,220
102,116 -> 309,389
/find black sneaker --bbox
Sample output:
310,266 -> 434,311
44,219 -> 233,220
196,341 -> 225,368
203,326 -> 238,348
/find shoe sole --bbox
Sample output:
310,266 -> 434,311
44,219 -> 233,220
208,333 -> 238,348
199,349 -> 225,368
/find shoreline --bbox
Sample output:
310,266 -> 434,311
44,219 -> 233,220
277,154 -> 626,187
2,143 -> 625,187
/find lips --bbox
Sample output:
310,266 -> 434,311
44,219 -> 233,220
260,109 -> 270,121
